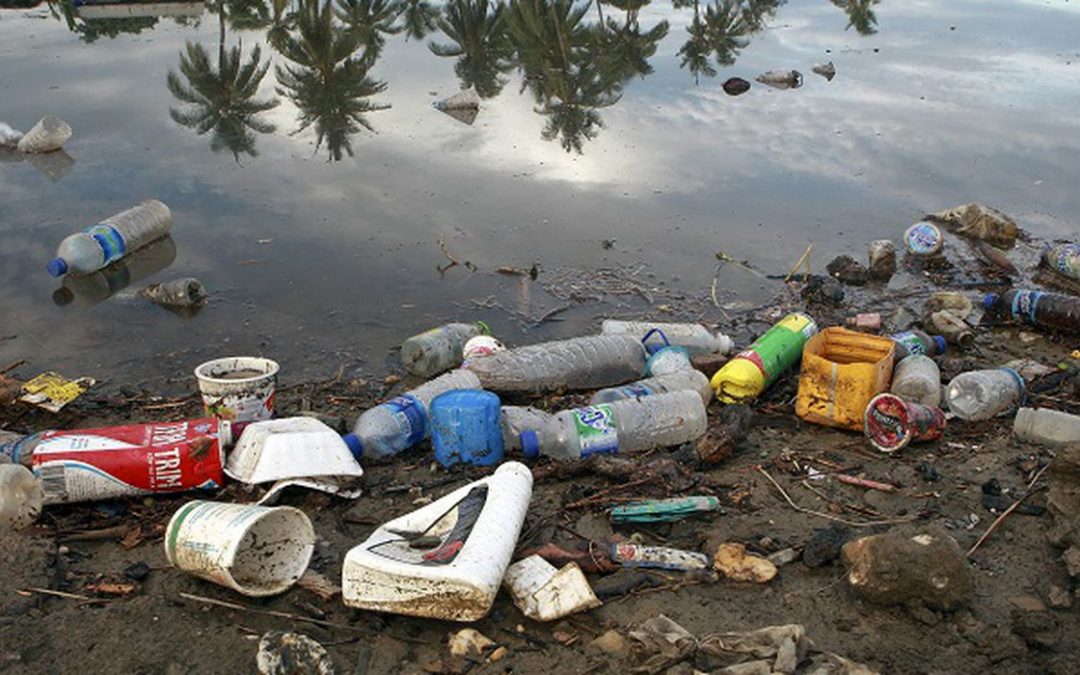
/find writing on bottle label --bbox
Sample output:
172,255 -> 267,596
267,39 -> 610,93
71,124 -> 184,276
573,404 -> 618,457
383,394 -> 426,447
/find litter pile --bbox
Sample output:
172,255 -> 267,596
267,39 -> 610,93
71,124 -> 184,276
2,202 -> 1080,673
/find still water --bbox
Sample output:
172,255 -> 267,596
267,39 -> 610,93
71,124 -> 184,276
1,0 -> 1078,389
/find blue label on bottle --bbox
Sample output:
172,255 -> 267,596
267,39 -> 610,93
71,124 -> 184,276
891,331 -> 926,356
620,383 -> 656,399
382,394 -> 426,448
1010,290 -> 1042,324
84,224 -> 127,264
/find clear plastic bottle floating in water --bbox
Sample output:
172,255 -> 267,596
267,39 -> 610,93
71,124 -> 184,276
945,368 -> 1025,421
519,390 -> 707,460
47,199 -> 173,277
343,369 -> 481,459
600,320 -> 734,355
591,370 -> 713,405
400,322 -> 490,378
710,313 -> 817,403
983,289 -> 1080,335
463,334 -> 646,393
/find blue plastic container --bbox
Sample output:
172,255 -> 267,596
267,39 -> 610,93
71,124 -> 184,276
429,389 -> 504,468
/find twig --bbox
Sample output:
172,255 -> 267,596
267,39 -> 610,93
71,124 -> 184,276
967,464 -> 1050,558
19,587 -> 111,605
0,359 -> 26,375
436,238 -> 459,273
801,480 -> 884,518
563,477 -> 655,510
835,474 -> 898,493
178,592 -> 370,634
757,467 -> 914,528
57,524 -> 131,542
784,244 -> 813,283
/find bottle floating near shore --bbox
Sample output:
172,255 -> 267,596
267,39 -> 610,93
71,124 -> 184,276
47,200 -> 173,277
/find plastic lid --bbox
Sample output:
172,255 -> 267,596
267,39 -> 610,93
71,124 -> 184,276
931,335 -> 947,355
342,433 -> 363,459
46,258 -> 68,277
982,293 -> 1000,311
520,431 -> 540,459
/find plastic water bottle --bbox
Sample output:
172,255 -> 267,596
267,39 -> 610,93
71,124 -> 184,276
519,390 -> 707,460
710,313 -> 817,403
890,329 -> 947,360
342,369 -> 481,459
400,322 -> 490,378
927,311 -> 974,348
1013,408 -> 1080,446
47,199 -> 173,277
500,406 -> 552,453
600,320 -> 734,355
889,355 -> 942,407
0,465 -> 43,530
591,370 -> 713,406
463,335 -> 646,392
983,289 -> 1080,335
945,368 -> 1025,421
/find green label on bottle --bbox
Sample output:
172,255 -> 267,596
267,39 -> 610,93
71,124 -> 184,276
572,404 -> 618,457
744,313 -> 817,385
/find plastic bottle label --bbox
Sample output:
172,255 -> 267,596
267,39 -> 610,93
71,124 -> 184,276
84,224 -> 127,264
1009,290 -> 1042,324
905,223 -> 942,255
383,394 -> 427,447
1046,244 -> 1080,278
572,405 -> 618,457
620,383 -> 656,398
892,331 -> 927,356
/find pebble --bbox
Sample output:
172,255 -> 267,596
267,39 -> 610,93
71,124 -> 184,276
589,630 -> 628,656
1047,585 -> 1073,609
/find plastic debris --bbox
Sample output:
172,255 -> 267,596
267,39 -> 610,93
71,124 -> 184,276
0,465 -> 44,529
17,116 -> 72,154
434,88 -> 480,111
864,393 -> 946,453
608,542 -> 710,571
430,389 -> 504,467
139,277 -> 207,308
19,372 -> 95,413
448,628 -> 495,657
610,496 -> 722,524
402,322 -> 489,378
1042,243 -> 1080,282
0,120 -> 24,147
812,61 -> 836,80
713,542 -> 778,583
711,313 -> 818,403
47,200 -> 172,277
256,632 -> 335,675
904,221 -> 943,255
502,555 -> 601,621
194,357 -> 279,423
927,203 -> 1020,248
755,70 -> 803,89
796,328 -> 895,431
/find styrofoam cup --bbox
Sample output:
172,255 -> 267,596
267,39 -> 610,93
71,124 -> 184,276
165,500 -> 315,597
195,357 -> 279,423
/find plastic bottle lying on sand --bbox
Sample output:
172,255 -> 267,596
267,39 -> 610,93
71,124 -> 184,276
343,369 -> 481,459
1013,408 -> 1080,447
890,329 -> 947,360
464,334 -> 646,393
945,368 -> 1025,421
600,320 -> 734,355
519,390 -> 707,460
710,313 -> 817,403
591,370 -> 713,405
0,465 -> 44,530
984,289 -> 1080,335
47,200 -> 173,277
401,322 -> 490,378
890,355 -> 942,407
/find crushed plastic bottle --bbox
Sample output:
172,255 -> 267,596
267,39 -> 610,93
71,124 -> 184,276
600,320 -> 734,355
984,289 -> 1080,335
0,464 -> 44,529
463,334 -> 646,393
945,368 -> 1025,421
139,277 -> 207,308
890,329 -> 947,360
890,355 -> 942,407
343,369 -> 481,459
401,322 -> 490,378
519,390 -> 707,460
1013,407 -> 1080,447
591,370 -> 713,406
47,200 -> 173,277
710,313 -> 817,403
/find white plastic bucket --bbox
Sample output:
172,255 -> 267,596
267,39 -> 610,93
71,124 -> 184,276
165,500 -> 315,597
195,357 -> 279,422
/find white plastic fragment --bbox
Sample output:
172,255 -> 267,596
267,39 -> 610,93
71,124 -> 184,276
502,555 -> 601,621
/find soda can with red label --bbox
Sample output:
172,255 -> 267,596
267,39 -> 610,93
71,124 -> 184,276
864,393 -> 946,453
31,419 -> 231,504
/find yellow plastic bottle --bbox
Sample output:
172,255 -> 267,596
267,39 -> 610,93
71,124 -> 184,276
711,313 -> 817,403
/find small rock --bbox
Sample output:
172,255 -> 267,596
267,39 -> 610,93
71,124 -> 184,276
1011,609 -> 1060,649
256,632 -> 335,675
826,255 -> 869,285
803,525 -> 850,568
1047,585 -> 1073,609
841,527 -> 973,611
1009,594 -> 1047,612
448,629 -> 495,657
488,646 -> 507,662
589,629 -> 629,656
383,374 -> 402,386
713,542 -> 777,583
1062,546 -> 1080,578
123,561 -> 151,582
767,547 -> 800,566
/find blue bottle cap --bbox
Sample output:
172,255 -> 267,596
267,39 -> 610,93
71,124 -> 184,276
342,433 -> 363,459
982,293 -> 1001,311
520,431 -> 540,459
46,258 -> 68,277
931,335 -> 947,355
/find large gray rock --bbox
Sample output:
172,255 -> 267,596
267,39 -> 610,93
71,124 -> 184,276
841,526 -> 973,611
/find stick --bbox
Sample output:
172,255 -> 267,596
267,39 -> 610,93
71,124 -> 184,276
562,477 -> 655,510
178,592 -> 369,633
0,359 -> 26,376
967,464 -> 1050,558
57,525 -> 131,542
784,244 -> 813,283
835,474 -> 898,493
20,587 -> 94,601
757,467 -> 914,528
